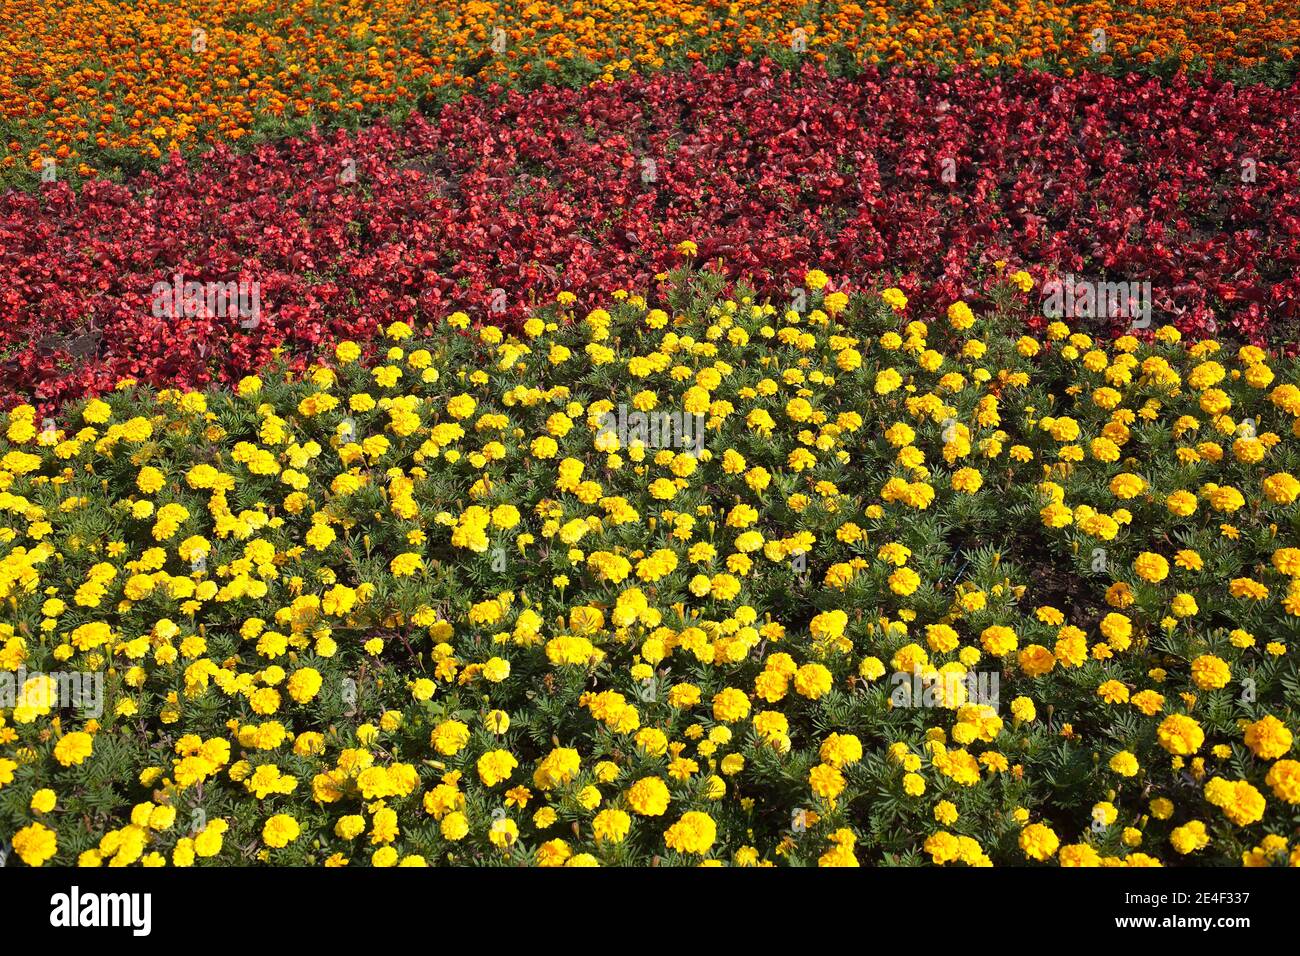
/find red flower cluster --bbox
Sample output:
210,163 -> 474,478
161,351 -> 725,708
4,61 -> 1298,408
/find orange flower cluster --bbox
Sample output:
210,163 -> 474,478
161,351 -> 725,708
2,0 -> 1296,182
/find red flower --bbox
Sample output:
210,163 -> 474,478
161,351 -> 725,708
3,61 -> 1298,410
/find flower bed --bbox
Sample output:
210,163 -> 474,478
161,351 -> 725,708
1,268 -> 1297,867
3,0 -> 1297,185
4,62 -> 1299,411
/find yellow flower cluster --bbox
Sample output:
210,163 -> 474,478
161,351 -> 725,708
1,267 -> 1297,866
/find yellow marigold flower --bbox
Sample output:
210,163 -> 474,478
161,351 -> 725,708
53,731 -> 93,767
1190,654 -> 1231,690
1109,751 -> 1139,777
1157,714 -> 1205,755
1019,822 -> 1059,861
881,288 -> 908,311
262,814 -> 300,848
1265,760 -> 1300,803
13,822 -> 58,866
664,811 -> 716,855
1133,551 -> 1169,583
947,301 -> 975,330
1170,820 -> 1209,855
1243,715 -> 1293,760
804,269 -> 829,291
1204,776 -> 1266,826
626,776 -> 671,816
